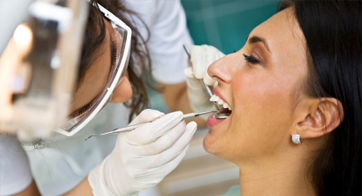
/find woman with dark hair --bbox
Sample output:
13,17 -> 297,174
0,0 -> 200,195
187,0 -> 361,195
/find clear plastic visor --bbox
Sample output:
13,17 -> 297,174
56,21 -> 131,136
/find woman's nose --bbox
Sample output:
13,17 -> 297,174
207,53 -> 234,85
110,72 -> 133,104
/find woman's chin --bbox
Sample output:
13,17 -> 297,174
204,114 -> 231,155
203,131 -> 220,155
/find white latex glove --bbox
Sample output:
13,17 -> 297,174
184,45 -> 225,118
88,109 -> 197,196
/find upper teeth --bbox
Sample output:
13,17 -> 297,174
209,95 -> 232,110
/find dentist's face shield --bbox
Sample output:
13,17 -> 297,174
55,4 -> 132,136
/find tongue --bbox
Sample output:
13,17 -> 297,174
220,108 -> 232,114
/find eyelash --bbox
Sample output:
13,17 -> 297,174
73,102 -> 92,118
112,40 -> 118,62
243,54 -> 261,64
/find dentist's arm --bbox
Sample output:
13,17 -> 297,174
10,180 -> 40,196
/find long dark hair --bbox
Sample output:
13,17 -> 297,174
80,0 -> 155,121
279,1 -> 361,195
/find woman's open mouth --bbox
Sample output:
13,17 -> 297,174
210,94 -> 231,110
207,94 -> 232,127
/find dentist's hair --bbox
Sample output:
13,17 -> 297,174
79,0 -> 155,121
279,1 -> 361,195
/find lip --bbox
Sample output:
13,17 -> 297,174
207,113 -> 230,127
212,88 -> 231,108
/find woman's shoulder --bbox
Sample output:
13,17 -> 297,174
223,185 -> 241,196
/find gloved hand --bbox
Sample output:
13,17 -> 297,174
88,109 -> 197,196
184,45 -> 225,119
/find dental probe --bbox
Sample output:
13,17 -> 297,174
85,110 -> 217,141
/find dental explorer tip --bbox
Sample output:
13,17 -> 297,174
85,135 -> 94,141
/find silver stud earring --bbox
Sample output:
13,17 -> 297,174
292,134 -> 302,144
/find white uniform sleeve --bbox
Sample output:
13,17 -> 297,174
124,0 -> 193,84
0,134 -> 33,196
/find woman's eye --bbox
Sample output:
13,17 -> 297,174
243,54 -> 261,64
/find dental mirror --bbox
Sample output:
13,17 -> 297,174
214,113 -> 230,119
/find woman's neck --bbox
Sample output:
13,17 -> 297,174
237,152 -> 316,196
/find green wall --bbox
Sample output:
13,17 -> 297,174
181,0 -> 279,54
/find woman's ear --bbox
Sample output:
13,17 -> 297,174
296,98 -> 344,139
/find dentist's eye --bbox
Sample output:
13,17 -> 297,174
243,54 -> 261,64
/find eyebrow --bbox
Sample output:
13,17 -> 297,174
246,34 -> 271,53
